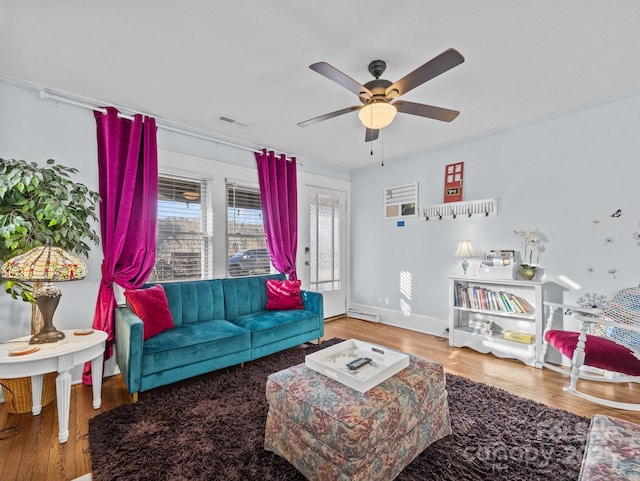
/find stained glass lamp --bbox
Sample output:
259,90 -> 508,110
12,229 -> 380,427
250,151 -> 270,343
2,238 -> 87,344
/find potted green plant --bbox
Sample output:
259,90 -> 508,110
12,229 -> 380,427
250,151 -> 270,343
514,229 -> 539,280
0,158 -> 100,412
0,158 -> 100,321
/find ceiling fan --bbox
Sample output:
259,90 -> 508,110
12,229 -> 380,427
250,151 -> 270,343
298,48 -> 464,142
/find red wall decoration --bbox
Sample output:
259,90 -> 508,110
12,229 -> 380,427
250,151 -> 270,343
444,162 -> 464,203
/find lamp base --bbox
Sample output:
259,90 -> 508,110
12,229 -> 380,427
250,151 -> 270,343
29,283 -> 65,344
461,259 -> 469,275
29,328 -> 65,344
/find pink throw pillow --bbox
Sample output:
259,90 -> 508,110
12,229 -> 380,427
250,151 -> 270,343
124,284 -> 174,340
266,279 -> 304,310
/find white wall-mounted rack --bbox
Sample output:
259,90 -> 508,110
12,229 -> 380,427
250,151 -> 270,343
423,198 -> 497,221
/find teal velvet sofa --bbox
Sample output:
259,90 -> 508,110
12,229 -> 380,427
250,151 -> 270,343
114,274 -> 324,399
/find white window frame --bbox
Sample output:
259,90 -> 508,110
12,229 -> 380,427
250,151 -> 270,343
149,173 -> 212,282
226,179 -> 269,277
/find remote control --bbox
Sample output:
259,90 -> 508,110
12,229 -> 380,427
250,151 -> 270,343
346,357 -> 372,370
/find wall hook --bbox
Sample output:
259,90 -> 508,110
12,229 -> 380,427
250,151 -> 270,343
437,210 -> 442,220
484,209 -> 489,217
452,208 -> 457,219
467,209 -> 472,218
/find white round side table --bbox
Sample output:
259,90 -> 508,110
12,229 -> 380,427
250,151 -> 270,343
0,329 -> 107,443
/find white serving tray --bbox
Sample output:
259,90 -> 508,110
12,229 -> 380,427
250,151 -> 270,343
305,339 -> 410,393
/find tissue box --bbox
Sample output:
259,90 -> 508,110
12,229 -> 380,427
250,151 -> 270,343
503,330 -> 535,344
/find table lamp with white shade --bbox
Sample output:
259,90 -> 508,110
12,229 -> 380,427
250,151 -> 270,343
454,240 -> 477,275
2,238 -> 87,344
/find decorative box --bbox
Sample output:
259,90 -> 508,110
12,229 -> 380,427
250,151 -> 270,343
503,330 -> 535,344
468,319 -> 494,335
477,263 -> 515,280
305,339 -> 410,393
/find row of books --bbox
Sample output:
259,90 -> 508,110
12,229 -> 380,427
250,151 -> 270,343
454,283 -> 534,314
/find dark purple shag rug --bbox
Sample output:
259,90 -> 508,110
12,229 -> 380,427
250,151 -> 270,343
89,339 -> 589,480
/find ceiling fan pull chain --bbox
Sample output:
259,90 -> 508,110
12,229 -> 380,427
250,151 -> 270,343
370,103 -> 375,158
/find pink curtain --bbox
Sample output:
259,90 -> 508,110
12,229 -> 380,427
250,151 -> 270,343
82,107 -> 158,384
255,149 -> 298,279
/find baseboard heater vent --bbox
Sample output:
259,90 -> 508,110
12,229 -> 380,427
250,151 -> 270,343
346,308 -> 380,324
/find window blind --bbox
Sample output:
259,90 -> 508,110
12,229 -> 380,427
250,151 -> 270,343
226,180 -> 268,276
149,175 -> 211,281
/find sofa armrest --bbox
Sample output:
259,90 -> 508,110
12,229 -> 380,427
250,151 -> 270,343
301,290 -> 324,335
114,306 -> 144,394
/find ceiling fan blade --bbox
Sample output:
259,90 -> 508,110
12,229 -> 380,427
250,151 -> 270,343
365,128 -> 379,142
297,105 -> 362,127
385,48 -> 465,98
393,100 -> 460,122
310,62 -> 373,99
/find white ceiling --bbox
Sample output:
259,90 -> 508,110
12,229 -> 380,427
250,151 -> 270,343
2,1 -> 640,172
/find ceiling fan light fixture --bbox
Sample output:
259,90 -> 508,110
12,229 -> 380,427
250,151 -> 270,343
358,102 -> 397,129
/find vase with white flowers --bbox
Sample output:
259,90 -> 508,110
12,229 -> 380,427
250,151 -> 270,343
514,229 -> 539,280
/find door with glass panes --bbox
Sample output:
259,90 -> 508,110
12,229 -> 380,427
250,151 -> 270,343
299,187 -> 346,318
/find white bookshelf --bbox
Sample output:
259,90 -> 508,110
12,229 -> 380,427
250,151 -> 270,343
448,276 -> 545,367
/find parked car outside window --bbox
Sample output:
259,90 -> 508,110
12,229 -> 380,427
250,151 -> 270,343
227,248 -> 271,277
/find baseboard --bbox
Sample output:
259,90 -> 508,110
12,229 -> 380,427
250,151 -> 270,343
346,303 -> 446,338
346,307 -> 379,323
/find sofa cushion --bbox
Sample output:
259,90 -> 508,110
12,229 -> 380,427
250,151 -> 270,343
124,285 -> 174,340
266,279 -> 304,310
141,319 -> 250,375
157,279 -> 225,326
223,274 -> 285,319
230,309 -> 319,348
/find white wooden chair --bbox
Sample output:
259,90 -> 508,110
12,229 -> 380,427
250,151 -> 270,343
542,288 -> 640,411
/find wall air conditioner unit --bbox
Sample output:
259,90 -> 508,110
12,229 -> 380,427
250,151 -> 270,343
346,308 -> 380,324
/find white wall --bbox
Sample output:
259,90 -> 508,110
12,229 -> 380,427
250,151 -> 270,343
156,149 -> 351,283
3,76 -> 639,376
349,91 -> 640,336
0,81 -> 350,384
0,83 -> 101,340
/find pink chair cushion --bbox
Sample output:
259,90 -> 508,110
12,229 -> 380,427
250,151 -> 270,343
545,329 -> 640,377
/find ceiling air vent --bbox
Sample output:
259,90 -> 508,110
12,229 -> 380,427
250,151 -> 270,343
216,115 -> 252,128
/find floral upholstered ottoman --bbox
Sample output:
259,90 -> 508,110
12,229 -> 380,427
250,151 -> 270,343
578,414 -> 640,480
264,355 -> 451,481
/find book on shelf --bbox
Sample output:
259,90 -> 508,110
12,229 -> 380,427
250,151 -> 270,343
478,288 -> 488,309
454,282 -> 535,315
499,292 -> 514,312
513,295 -> 534,313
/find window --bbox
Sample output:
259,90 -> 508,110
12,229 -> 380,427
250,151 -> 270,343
149,175 -> 211,282
310,192 -> 341,292
226,181 -> 268,277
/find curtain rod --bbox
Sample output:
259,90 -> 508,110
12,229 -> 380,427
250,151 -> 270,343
41,90 -> 298,162
1,74 -> 296,161
38,90 -> 267,155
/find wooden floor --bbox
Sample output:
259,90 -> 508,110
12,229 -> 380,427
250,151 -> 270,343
1,317 -> 639,481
